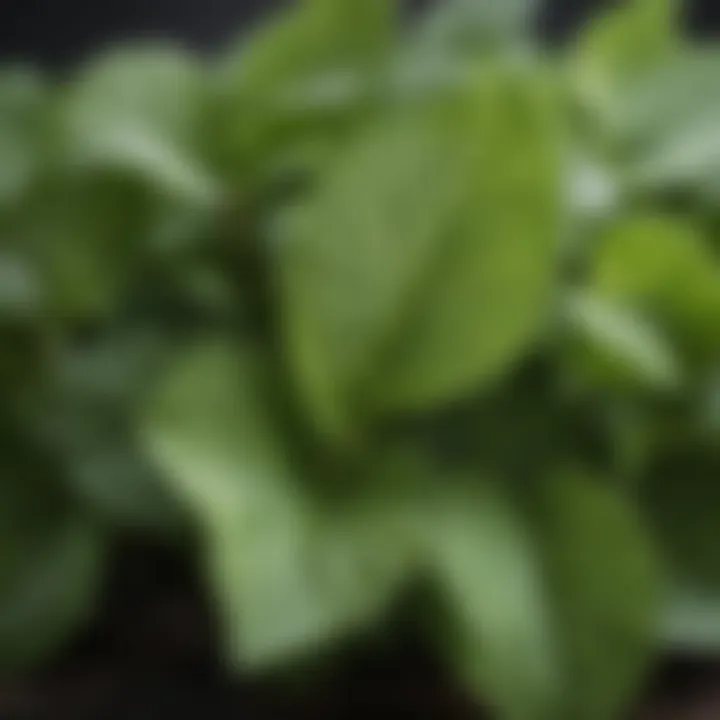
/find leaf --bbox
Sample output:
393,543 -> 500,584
592,215 -> 720,360
32,330 -> 185,532
563,290 -> 681,392
0,249 -> 43,320
0,68 -> 45,207
536,470 -> 661,720
0,479 -> 105,674
278,108 -> 469,437
211,0 -> 396,173
62,45 -> 219,205
617,51 -> 720,191
141,341 -> 411,667
280,68 -> 563,435
425,480 -> 559,720
411,0 -> 539,57
18,176 -> 157,319
374,70 -> 563,411
574,0 -> 677,114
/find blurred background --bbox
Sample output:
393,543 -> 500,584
2,1 -> 720,719
1,0 -> 719,66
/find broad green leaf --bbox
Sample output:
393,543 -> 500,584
425,480 -> 559,720
374,70 -> 563,411
281,68 -> 563,435
0,479 -> 105,674
278,108 -> 469,437
62,46 -> 219,205
142,341 -> 411,667
536,470 -> 661,720
563,290 -> 681,391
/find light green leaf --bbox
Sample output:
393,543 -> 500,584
142,341 -> 411,667
537,470 -> 661,720
613,51 -> 720,191
411,0 -> 538,57
563,290 -> 681,391
574,0 -> 677,116
62,46 -> 219,205
426,480 -> 559,720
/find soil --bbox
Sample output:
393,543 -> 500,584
1,544 -> 719,720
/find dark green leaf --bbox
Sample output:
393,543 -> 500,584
0,479 -> 105,675
537,469 -> 661,720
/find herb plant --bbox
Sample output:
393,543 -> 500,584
1,0 -> 719,717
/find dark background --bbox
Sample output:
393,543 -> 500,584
0,0 -> 719,67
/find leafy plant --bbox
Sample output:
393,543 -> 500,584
1,0 -> 719,717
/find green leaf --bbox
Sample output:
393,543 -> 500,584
592,215 -> 720,360
33,331 -> 184,532
563,290 -> 681,392
0,480 -> 105,674
574,0 -> 677,116
280,68 -> 563,435
141,341 -> 411,667
620,52 -> 720,191
537,470 -> 661,720
425,480 -> 559,720
62,46 -> 219,205
211,0 -> 396,173
411,0 -> 538,57
278,107 -> 469,437
18,176 -> 157,319
374,70 -> 563,412
0,249 -> 42,320
0,68 -> 45,207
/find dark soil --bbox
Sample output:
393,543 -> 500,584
1,544 -> 719,720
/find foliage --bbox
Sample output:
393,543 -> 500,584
1,0 -> 719,716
